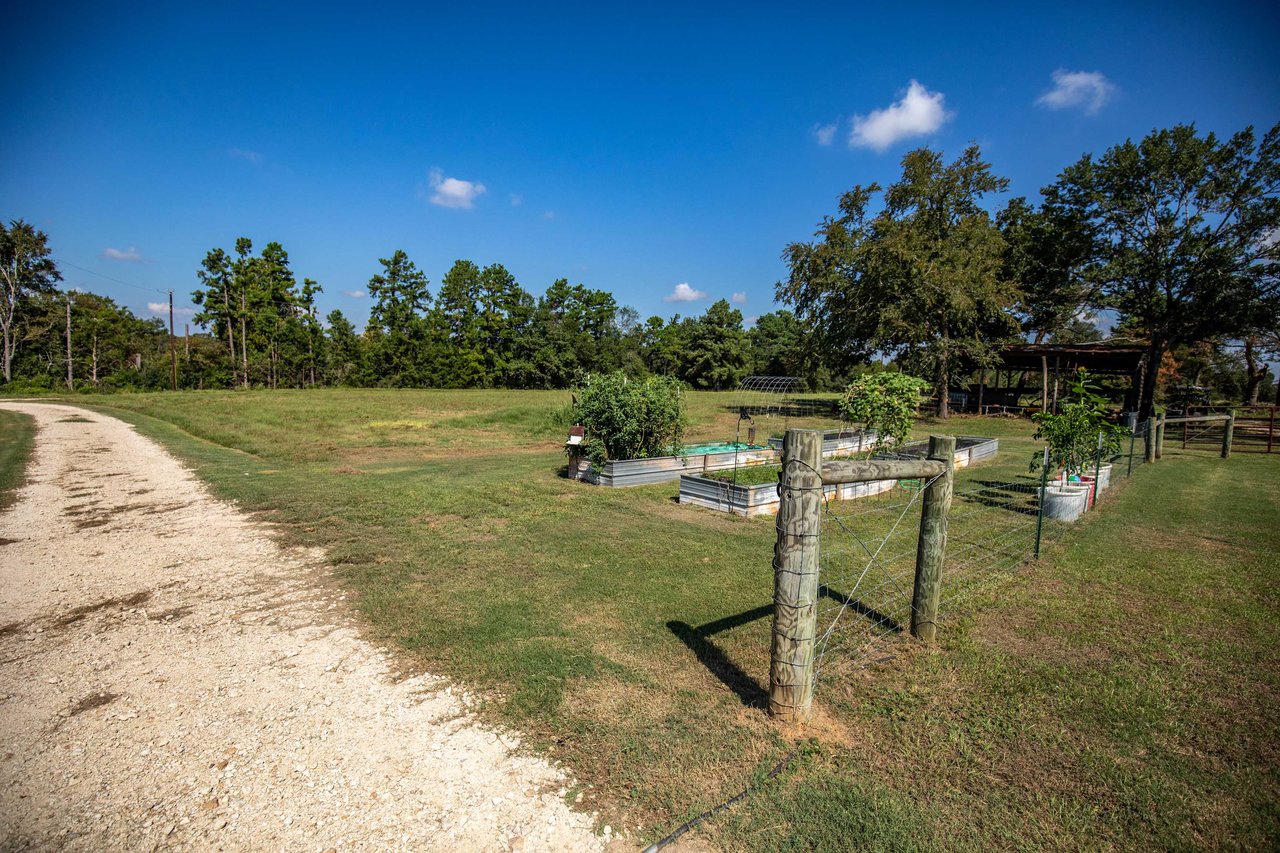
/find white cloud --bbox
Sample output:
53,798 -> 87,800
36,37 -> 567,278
102,246 -> 143,262
664,282 -> 707,303
509,193 -> 523,206
427,167 -> 486,209
732,291 -> 748,305
342,290 -> 366,298
228,147 -> 264,165
745,315 -> 759,327
849,80 -> 951,152
813,122 -> 838,146
147,302 -> 194,318
1036,69 -> 1115,115
541,210 -> 556,220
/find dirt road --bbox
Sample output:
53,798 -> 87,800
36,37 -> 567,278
0,402 -> 606,851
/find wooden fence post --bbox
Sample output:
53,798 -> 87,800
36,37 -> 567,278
909,435 -> 955,643
1155,413 -> 1166,459
769,428 -> 823,722
1145,417 -> 1157,463
1222,410 -> 1235,459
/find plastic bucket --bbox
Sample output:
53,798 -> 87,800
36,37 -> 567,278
1042,485 -> 1088,521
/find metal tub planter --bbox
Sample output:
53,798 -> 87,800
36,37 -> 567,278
895,435 -> 999,468
679,473 -> 897,517
571,442 -> 778,488
678,435 -> 999,516
767,428 -> 878,458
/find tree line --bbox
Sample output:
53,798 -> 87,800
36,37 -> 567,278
780,123 -> 1279,418
0,225 -> 821,393
2,122 -> 1277,414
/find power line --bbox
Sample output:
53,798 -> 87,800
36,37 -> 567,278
52,257 -> 168,295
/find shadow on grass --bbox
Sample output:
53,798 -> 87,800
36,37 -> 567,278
954,479 -> 1042,517
668,585 -> 906,706
667,603 -> 772,708
819,583 -> 905,634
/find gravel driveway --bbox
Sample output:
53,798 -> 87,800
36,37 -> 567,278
0,402 -> 607,852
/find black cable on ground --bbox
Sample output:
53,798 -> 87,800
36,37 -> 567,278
640,747 -> 801,853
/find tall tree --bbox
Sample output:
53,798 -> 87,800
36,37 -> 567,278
192,248 -> 237,384
367,250 -> 431,385
0,219 -> 62,382
1043,122 -> 1280,419
324,309 -> 363,386
683,299 -> 749,389
779,144 -> 1019,416
998,196 -> 1094,343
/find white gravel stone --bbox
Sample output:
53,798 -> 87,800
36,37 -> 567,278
0,402 -> 605,852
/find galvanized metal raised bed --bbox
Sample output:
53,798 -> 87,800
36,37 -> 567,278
894,435 -> 999,468
768,428 -> 878,458
679,473 -> 898,516
678,435 -> 1000,516
572,446 -> 778,488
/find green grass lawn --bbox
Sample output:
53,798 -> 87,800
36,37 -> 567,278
41,388 -> 1278,851
0,408 -> 37,512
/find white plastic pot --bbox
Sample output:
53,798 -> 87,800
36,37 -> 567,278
1094,463 -> 1113,491
1041,484 -> 1088,522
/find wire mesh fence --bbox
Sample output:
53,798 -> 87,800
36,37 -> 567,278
810,426 -> 1149,686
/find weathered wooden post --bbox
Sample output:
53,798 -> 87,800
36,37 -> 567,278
1155,413 -> 1166,459
909,435 -> 955,643
1221,410 -> 1235,459
769,428 -> 823,722
1145,417 -> 1157,463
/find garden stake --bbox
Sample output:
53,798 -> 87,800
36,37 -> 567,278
1034,446 -> 1049,558
1093,432 -> 1103,504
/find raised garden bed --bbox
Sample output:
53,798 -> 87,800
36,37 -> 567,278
768,428 -> 878,458
680,473 -> 897,516
571,442 -> 778,488
894,435 -> 999,468
678,436 -> 1000,516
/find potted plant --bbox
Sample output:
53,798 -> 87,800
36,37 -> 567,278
1032,368 -> 1128,521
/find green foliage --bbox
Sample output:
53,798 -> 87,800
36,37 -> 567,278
779,144 -> 1020,417
1,219 -> 62,382
1042,122 -> 1280,418
1032,368 -> 1128,476
569,371 -> 685,464
0,409 -> 36,511
838,371 -> 930,451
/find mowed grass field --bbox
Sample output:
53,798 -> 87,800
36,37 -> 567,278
0,409 -> 37,511
15,389 -> 1275,850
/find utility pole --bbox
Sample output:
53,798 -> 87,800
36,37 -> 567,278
169,289 -> 177,391
65,292 -> 73,390
184,323 -> 190,359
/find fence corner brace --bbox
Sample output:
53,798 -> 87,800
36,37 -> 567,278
769,428 -> 823,723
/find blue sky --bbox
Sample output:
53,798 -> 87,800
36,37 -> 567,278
3,1 -> 1278,331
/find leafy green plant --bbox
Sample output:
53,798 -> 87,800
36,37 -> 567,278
1032,368 -> 1129,477
838,372 -> 930,452
569,372 -> 686,465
